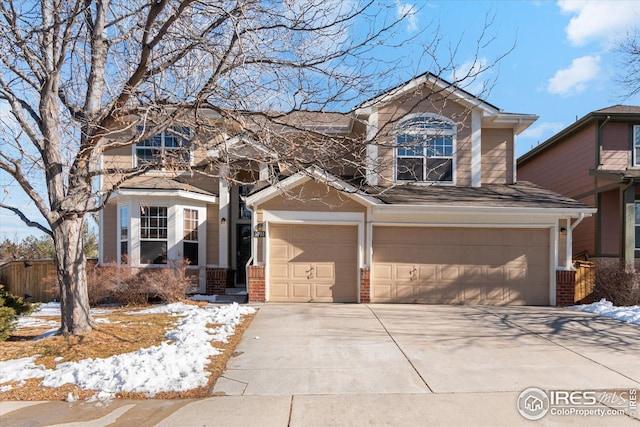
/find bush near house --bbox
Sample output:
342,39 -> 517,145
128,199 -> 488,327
594,260 -> 640,306
0,285 -> 37,341
47,260 -> 196,306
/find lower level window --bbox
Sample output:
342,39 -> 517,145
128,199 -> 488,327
140,206 -> 168,264
183,208 -> 199,265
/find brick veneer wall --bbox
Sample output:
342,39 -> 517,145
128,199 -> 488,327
248,265 -> 266,302
556,270 -> 576,307
360,267 -> 370,303
206,268 -> 232,295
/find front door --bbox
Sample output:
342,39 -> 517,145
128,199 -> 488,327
236,224 -> 252,285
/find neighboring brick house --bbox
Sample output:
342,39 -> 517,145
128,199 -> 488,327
518,105 -> 640,267
100,72 -> 594,306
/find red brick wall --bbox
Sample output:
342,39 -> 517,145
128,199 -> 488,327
248,265 -> 266,302
206,268 -> 232,295
556,270 -> 576,307
360,268 -> 370,303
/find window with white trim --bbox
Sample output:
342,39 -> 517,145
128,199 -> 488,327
135,127 -> 191,167
140,206 -> 168,264
119,206 -> 129,263
183,208 -> 199,265
634,126 -> 640,166
395,115 -> 455,182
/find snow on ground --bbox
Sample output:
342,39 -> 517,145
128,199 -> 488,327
570,299 -> 640,326
0,302 -> 255,397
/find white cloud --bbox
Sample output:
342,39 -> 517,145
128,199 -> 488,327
558,0 -> 640,46
395,1 -> 418,32
547,55 -> 601,96
449,57 -> 490,96
519,122 -> 565,141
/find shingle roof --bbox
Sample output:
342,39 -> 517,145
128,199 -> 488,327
594,105 -> 640,114
518,105 -> 640,165
120,176 -> 215,196
360,181 -> 590,209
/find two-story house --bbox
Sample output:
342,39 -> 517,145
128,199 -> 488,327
518,106 -> 640,268
99,73 -> 595,306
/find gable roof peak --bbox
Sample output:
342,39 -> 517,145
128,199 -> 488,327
354,71 -> 501,116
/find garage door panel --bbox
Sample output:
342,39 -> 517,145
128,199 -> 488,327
292,283 -> 312,298
372,227 -> 550,305
270,283 -> 289,299
268,224 -> 358,303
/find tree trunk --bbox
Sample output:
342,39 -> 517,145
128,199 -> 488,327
53,216 -> 94,335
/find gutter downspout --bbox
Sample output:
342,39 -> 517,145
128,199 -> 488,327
597,115 -> 611,168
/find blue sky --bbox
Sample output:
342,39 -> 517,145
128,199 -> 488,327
407,0 -> 640,156
2,0 -> 640,241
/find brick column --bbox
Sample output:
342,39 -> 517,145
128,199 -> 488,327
206,268 -> 228,295
556,270 -> 576,307
360,267 -> 371,304
248,265 -> 266,302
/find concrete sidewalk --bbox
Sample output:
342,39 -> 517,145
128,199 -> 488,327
2,303 -> 640,426
2,392 -> 638,426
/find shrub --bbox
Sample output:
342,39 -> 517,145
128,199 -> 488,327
594,260 -> 640,306
0,285 -> 37,341
139,260 -> 197,304
47,260 -> 197,306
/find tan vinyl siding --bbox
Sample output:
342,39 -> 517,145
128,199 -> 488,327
260,180 -> 367,213
102,203 -> 117,263
481,128 -> 514,184
376,93 -> 473,186
601,122 -> 630,169
206,204 -> 219,265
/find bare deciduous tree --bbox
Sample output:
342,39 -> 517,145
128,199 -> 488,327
0,0 -> 505,335
616,29 -> 640,98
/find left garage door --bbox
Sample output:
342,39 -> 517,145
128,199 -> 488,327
268,224 -> 358,302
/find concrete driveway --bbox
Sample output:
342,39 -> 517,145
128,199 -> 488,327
3,304 -> 639,426
214,304 -> 640,396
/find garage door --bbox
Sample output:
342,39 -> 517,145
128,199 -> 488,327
269,224 -> 358,302
372,227 -> 550,305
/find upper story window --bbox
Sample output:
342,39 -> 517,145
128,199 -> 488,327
135,126 -> 192,168
395,114 -> 455,183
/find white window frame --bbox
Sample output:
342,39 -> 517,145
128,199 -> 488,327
118,205 -> 129,264
183,208 -> 199,266
394,113 -> 456,185
139,205 -> 169,265
133,127 -> 194,168
634,125 -> 640,167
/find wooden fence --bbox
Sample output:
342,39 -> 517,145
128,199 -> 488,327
0,259 -> 98,303
574,260 -> 595,304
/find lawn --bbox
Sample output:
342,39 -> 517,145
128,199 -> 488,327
0,301 -> 255,401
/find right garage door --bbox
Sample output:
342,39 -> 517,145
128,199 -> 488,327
372,227 -> 550,305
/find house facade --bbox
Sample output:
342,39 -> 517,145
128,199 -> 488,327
99,73 -> 595,306
518,105 -> 640,267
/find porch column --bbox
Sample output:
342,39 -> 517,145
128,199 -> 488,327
622,183 -> 635,268
471,109 -> 482,187
365,107 -> 379,186
219,167 -> 230,268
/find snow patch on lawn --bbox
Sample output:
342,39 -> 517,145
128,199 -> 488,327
570,299 -> 640,326
0,303 -> 255,396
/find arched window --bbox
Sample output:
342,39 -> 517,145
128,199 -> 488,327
395,114 -> 455,183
